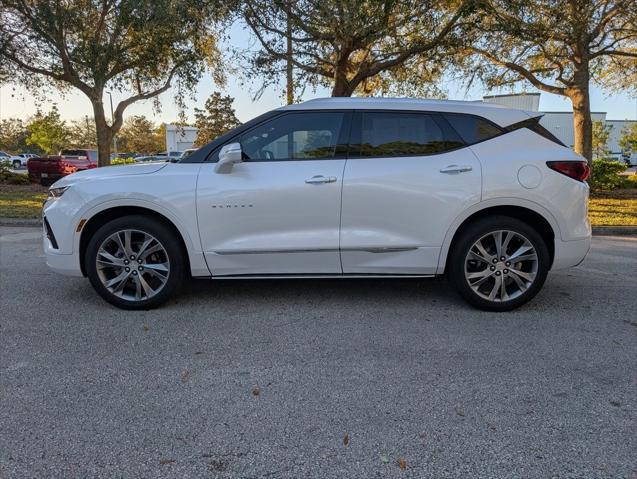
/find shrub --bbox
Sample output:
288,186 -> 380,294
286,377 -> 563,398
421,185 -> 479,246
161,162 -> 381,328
588,158 -> 626,191
110,157 -> 137,165
0,171 -> 31,185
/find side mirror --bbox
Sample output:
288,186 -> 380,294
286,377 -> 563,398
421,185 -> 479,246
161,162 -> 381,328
214,142 -> 243,174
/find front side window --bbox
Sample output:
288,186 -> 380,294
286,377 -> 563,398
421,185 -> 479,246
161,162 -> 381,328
240,112 -> 345,161
352,112 -> 463,157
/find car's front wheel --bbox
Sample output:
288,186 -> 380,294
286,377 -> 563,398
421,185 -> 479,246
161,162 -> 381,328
85,215 -> 185,310
448,216 -> 550,311
13,160 -> 22,169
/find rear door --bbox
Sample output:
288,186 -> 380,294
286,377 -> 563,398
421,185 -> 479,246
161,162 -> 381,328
197,111 -> 350,275
340,110 -> 482,274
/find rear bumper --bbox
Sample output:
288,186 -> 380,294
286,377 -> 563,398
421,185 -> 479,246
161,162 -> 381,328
552,236 -> 591,270
29,172 -> 65,182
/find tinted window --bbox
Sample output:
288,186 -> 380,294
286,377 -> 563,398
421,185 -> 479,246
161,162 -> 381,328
240,112 -> 344,161
504,117 -> 565,146
443,113 -> 503,145
353,112 -> 463,157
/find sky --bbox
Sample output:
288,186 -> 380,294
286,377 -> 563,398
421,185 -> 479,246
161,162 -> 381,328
1,21 -> 636,125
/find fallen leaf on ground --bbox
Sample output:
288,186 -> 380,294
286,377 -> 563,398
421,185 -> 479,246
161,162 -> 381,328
398,458 -> 407,470
159,459 -> 175,465
181,370 -> 190,381
380,455 -> 389,464
252,387 -> 260,396
143,324 -> 149,331
343,434 -> 349,446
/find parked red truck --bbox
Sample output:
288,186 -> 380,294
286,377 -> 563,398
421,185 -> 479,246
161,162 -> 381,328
28,149 -> 98,185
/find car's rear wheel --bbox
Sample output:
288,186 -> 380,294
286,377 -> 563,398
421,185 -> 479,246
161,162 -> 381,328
448,216 -> 549,311
85,215 -> 185,310
12,160 -> 21,169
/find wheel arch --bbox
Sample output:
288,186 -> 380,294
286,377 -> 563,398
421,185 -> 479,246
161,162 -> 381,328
437,200 -> 559,274
79,206 -> 192,277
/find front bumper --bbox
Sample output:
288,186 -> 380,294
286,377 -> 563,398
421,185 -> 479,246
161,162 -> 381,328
42,187 -> 86,277
44,243 -> 83,277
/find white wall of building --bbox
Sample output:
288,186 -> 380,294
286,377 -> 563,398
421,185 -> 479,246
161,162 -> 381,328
483,93 -> 541,112
606,120 -> 636,154
164,124 -> 198,153
539,112 -> 607,149
483,93 -> 633,156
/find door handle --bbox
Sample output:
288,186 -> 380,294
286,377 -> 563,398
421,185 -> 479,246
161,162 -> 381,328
305,175 -> 337,184
440,164 -> 473,174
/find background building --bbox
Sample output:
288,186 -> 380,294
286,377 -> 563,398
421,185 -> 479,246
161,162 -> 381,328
483,93 -> 635,157
164,124 -> 198,153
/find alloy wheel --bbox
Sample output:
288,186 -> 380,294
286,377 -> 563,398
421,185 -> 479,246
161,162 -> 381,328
464,230 -> 539,302
95,229 -> 170,301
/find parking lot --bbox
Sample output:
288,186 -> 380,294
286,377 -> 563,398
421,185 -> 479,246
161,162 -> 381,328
1,226 -> 635,478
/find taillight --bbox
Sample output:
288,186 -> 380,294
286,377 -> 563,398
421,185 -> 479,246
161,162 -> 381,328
546,161 -> 590,182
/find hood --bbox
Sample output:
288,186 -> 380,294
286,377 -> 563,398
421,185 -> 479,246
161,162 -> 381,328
53,162 -> 168,187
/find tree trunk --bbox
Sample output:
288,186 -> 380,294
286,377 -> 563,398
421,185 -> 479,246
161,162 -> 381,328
331,76 -> 355,96
568,66 -> 593,163
92,100 -> 112,167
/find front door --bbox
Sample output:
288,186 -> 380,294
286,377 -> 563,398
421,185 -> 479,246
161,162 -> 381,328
340,110 -> 482,275
196,111 -> 349,275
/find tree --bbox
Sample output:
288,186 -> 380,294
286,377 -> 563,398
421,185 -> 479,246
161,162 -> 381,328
242,0 -> 471,97
592,120 -> 612,158
619,122 -> 637,152
118,116 -> 164,154
26,107 -> 69,154
0,0 -> 229,166
194,93 -> 241,146
0,118 -> 33,154
68,117 -> 97,149
467,0 -> 637,162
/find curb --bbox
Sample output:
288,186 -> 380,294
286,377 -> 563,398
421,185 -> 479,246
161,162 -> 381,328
1,217 -> 636,236
0,218 -> 42,227
592,226 -> 637,236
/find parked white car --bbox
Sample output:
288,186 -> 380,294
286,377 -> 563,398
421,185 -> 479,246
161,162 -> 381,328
9,153 -> 38,169
623,152 -> 637,167
42,98 -> 591,311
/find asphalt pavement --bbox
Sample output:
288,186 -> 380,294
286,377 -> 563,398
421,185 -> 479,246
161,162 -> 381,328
1,227 -> 635,478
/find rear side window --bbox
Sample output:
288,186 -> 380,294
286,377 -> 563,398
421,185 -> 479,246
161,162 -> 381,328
505,117 -> 565,146
87,151 -> 98,162
240,112 -> 345,161
351,112 -> 463,157
442,113 -> 504,145
61,149 -> 84,156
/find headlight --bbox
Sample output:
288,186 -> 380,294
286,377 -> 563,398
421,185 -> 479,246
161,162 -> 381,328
48,186 -> 69,200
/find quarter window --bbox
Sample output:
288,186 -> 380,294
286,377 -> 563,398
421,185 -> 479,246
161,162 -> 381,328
352,112 -> 464,157
240,112 -> 345,161
442,113 -> 503,145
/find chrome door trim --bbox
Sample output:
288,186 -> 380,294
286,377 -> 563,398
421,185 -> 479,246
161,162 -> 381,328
213,246 -> 420,255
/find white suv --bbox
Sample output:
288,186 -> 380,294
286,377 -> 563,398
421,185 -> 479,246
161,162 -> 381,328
42,98 -> 591,311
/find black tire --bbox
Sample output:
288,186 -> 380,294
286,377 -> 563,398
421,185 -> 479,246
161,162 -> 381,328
13,160 -> 22,169
85,215 -> 186,310
448,215 -> 550,312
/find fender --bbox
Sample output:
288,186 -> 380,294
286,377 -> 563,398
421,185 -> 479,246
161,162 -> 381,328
435,197 -> 562,274
72,197 -> 210,277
